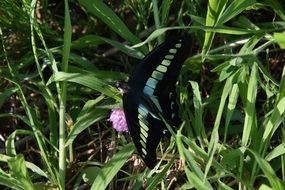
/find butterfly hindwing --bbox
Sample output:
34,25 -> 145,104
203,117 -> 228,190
159,85 -> 181,126
123,35 -> 192,168
123,92 -> 164,168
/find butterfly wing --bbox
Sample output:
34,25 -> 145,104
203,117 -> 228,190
123,35 -> 192,168
150,36 -> 192,125
123,91 -> 164,168
128,35 -> 192,91
129,35 -> 191,123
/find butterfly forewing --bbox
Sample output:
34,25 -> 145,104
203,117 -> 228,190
128,36 -> 191,91
123,35 -> 192,168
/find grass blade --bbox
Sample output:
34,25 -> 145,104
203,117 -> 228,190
48,72 -> 120,100
78,0 -> 147,54
241,62 -> 258,146
65,97 -> 109,147
248,149 -> 285,189
90,143 -> 135,190
8,155 -> 35,190
202,0 -> 227,56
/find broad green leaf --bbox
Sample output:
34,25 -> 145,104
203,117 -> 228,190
259,184 -> 273,190
6,130 -> 33,156
278,66 -> 285,101
47,72 -> 120,100
180,183 -> 195,190
73,166 -> 100,187
241,62 -> 258,146
0,169 -> 22,190
0,113 -> 31,127
90,143 -> 135,190
273,32 -> 285,49
190,81 -> 206,140
78,0 -> 147,54
261,67 -> 285,151
205,0 -> 228,27
206,76 -> 233,177
82,167 -> 101,184
239,34 -> 264,53
0,87 -> 18,108
185,168 -> 213,190
224,83 -> 239,142
218,180 -> 234,190
189,15 -> 205,25
202,0 -> 256,56
72,34 -> 105,49
69,53 -> 98,70
132,26 -> 189,48
177,130 -> 212,188
135,26 -> 259,49
161,0 -> 173,25
1,153 -> 49,179
8,155 -> 35,190
181,136 -> 233,177
73,35 -> 144,58
202,0 -> 227,57
262,97 -> 285,145
65,97 -> 108,147
221,148 -> 243,170
146,157 -> 174,190
235,16 -> 259,30
67,66 -> 127,82
100,36 -> 144,59
195,25 -> 263,35
266,143 -> 285,161
218,0 -> 256,25
248,149 -> 285,189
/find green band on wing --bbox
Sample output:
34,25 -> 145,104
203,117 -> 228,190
146,78 -> 159,89
169,48 -> 177,54
156,65 -> 167,73
138,104 -> 148,117
139,120 -> 149,132
143,85 -> 154,95
151,70 -> 163,80
175,43 -> 182,48
161,59 -> 171,66
142,148 -> 147,156
138,113 -> 149,125
140,133 -> 147,143
140,139 -> 146,148
165,55 -> 174,59
140,128 -> 148,139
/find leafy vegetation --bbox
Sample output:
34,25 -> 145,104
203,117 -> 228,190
1,0 -> 285,189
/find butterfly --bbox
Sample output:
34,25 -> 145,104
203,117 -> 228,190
123,35 -> 192,168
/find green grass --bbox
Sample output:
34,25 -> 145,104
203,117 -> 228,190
1,0 -> 285,189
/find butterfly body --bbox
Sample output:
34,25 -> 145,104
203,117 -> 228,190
123,35 -> 192,168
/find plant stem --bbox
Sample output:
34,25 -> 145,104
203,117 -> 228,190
152,0 -> 163,44
58,0 -> 71,189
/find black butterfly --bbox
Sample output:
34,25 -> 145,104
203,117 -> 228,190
123,35 -> 192,168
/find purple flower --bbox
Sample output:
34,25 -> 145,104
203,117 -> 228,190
109,108 -> 128,132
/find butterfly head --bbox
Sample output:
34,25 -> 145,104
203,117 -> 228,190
115,80 -> 130,94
